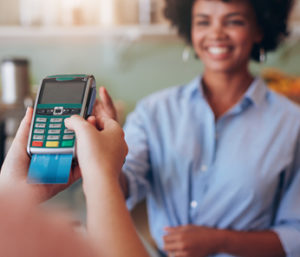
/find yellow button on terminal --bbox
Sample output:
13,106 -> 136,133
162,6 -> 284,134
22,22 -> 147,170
46,141 -> 59,147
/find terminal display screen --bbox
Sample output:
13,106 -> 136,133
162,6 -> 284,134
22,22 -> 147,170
38,81 -> 86,104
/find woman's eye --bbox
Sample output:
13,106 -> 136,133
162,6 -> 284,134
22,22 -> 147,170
195,20 -> 209,26
226,20 -> 245,26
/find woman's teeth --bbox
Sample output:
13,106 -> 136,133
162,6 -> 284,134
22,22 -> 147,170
208,47 -> 230,55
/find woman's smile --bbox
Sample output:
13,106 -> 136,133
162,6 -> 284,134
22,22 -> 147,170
205,45 -> 233,59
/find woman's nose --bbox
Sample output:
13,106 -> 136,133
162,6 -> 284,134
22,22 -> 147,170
209,22 -> 227,40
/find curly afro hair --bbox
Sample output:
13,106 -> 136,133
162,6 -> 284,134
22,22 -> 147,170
164,0 -> 294,62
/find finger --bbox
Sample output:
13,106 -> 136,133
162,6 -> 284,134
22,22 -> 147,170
64,115 -> 88,131
65,115 -> 96,143
95,115 -> 104,129
165,226 -> 186,233
163,230 -> 184,243
95,116 -> 117,130
91,99 -> 98,116
99,117 -> 125,140
87,116 -> 97,128
92,99 -> 103,116
171,250 -> 188,257
99,87 -> 114,107
163,234 -> 180,244
99,87 -> 117,120
164,241 -> 183,252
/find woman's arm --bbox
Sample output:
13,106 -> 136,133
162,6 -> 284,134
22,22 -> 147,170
0,107 -> 149,257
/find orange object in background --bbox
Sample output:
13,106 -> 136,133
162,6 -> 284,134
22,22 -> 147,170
262,68 -> 300,103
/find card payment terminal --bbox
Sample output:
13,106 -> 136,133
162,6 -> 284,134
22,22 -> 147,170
27,74 -> 96,184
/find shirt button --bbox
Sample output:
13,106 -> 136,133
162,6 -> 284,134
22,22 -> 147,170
201,165 -> 208,172
190,200 -> 198,208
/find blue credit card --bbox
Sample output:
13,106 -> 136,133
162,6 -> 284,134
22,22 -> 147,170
28,154 -> 73,184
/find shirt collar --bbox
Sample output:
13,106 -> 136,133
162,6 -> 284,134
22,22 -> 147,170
183,75 -> 204,100
184,75 -> 269,107
243,77 -> 269,107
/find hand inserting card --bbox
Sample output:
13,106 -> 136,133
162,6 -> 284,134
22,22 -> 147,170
27,75 -> 96,184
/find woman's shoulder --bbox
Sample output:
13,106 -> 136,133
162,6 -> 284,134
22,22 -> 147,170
267,88 -> 300,117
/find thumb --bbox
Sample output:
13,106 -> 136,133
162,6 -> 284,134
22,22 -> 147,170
64,115 -> 91,137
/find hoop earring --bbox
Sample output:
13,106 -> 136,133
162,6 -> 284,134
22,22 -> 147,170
260,48 -> 266,63
182,46 -> 191,62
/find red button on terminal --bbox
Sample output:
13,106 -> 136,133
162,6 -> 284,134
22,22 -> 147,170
32,141 -> 43,147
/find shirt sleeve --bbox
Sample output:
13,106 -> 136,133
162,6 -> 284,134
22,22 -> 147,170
272,134 -> 300,257
122,101 -> 151,210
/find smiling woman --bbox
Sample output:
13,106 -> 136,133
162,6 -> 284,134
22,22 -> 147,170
93,0 -> 300,257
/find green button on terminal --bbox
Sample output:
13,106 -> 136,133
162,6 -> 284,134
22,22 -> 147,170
61,140 -> 74,147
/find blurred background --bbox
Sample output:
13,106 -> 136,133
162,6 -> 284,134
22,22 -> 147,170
0,0 -> 299,255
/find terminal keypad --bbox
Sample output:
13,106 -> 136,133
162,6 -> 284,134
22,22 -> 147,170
31,108 -> 80,148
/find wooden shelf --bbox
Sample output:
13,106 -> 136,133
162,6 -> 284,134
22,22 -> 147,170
0,24 -> 178,43
0,22 -> 298,43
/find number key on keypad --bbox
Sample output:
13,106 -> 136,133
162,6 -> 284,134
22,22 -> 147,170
50,118 -> 63,123
64,129 -> 74,134
33,135 -> 44,140
63,135 -> 74,140
49,123 -> 62,129
34,129 -> 45,134
36,118 -> 47,122
48,129 -> 61,134
47,135 -> 60,140
35,123 -> 46,128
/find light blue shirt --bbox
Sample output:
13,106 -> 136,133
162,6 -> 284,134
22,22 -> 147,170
123,76 -> 300,257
